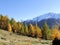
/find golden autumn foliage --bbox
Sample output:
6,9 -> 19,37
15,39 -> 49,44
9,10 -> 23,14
7,23 -> 12,32
1,15 -> 60,40
28,23 -> 35,36
36,27 -> 42,38
20,23 -> 25,34
51,25 -> 60,40
17,22 -> 22,30
0,16 -> 9,30
57,31 -> 60,40
24,24 -> 29,35
35,23 -> 42,38
17,22 -> 22,33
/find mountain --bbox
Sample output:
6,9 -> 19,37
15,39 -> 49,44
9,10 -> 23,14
23,13 -> 60,27
38,18 -> 60,28
33,13 -> 60,22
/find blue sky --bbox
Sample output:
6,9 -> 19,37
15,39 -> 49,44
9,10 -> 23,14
0,0 -> 60,21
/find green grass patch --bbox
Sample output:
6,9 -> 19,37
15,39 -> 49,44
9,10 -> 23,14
31,41 -> 40,44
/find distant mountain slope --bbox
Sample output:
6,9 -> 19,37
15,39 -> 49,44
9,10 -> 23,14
23,13 -> 60,27
38,18 -> 60,28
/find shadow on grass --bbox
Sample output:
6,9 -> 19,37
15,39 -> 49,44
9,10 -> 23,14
52,38 -> 60,45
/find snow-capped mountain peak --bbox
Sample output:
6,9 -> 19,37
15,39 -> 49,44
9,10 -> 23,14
32,13 -> 60,22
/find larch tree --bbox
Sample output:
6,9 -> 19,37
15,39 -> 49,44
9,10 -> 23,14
34,23 -> 42,38
17,22 -> 22,33
28,23 -> 35,37
7,23 -> 12,32
51,25 -> 60,40
24,24 -> 28,35
0,16 -> 10,30
20,23 -> 25,35
10,18 -> 18,33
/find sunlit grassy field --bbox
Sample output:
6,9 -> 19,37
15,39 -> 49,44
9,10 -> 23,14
0,29 -> 52,45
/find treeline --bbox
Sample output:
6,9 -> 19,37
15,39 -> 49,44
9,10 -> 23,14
0,15 -> 60,40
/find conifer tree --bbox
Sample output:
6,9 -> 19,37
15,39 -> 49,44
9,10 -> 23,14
17,22 -> 22,33
51,25 -> 60,40
42,21 -> 51,39
35,23 -> 42,38
20,23 -> 25,35
24,24 -> 28,35
7,23 -> 12,32
28,23 -> 35,37
10,18 -> 18,33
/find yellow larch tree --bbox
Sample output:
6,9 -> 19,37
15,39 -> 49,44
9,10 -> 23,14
28,23 -> 35,37
34,23 -> 42,38
7,23 -> 12,32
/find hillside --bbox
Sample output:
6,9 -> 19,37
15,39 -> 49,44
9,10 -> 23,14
0,29 -> 52,45
38,18 -> 60,28
24,13 -> 60,28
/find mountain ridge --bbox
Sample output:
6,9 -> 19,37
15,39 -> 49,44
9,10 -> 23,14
32,13 -> 60,22
23,13 -> 60,28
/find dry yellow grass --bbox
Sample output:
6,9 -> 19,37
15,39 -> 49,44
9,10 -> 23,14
0,29 -> 52,45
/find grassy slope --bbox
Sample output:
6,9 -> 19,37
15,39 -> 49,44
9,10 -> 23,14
0,29 -> 52,45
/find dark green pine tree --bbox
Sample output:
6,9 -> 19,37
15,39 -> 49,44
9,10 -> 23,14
42,21 -> 51,40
